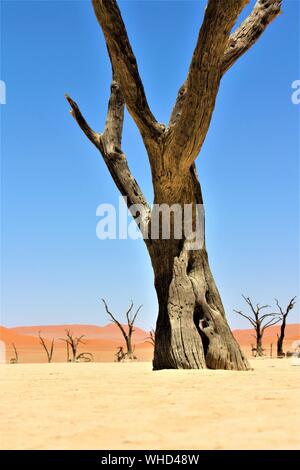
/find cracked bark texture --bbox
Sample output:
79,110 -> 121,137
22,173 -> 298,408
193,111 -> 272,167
66,0 -> 281,370
151,168 -> 249,370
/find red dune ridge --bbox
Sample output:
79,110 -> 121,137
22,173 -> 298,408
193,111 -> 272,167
1,323 -> 299,363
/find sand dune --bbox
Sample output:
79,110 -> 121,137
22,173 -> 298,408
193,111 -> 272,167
1,323 -> 299,363
0,324 -> 153,363
10,323 -> 148,341
233,323 -> 300,349
0,359 -> 299,450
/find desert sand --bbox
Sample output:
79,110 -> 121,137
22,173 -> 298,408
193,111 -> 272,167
0,359 -> 299,450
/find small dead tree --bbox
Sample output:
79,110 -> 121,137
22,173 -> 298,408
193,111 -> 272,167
115,346 -> 126,362
275,297 -> 296,358
10,343 -> 19,364
61,329 -> 85,362
38,331 -> 54,363
145,329 -> 155,347
76,352 -> 94,362
102,299 -> 142,360
250,343 -> 256,357
234,296 -> 280,357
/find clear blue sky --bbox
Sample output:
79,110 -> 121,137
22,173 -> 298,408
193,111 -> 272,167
1,0 -> 299,330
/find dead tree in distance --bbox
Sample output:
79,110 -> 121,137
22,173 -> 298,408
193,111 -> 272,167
61,329 -> 85,362
38,331 -> 55,363
66,0 -> 282,370
10,343 -> 19,364
115,346 -> 126,362
275,297 -> 296,357
145,329 -> 155,347
234,296 -> 280,357
76,352 -> 94,362
102,299 -> 142,360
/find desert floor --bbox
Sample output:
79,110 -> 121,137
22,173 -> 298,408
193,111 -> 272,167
0,359 -> 299,450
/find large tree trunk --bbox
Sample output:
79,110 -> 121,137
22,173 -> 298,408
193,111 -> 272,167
149,166 -> 250,371
152,243 -> 249,370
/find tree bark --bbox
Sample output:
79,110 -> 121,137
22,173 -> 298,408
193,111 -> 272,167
126,337 -> 134,359
149,167 -> 250,371
277,317 -> 286,357
256,330 -> 264,357
152,244 -> 250,370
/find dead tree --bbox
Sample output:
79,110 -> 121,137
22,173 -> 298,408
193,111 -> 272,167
76,352 -> 94,362
145,329 -> 155,347
10,343 -> 19,364
61,329 -> 85,362
102,299 -> 142,360
234,296 -> 280,357
38,331 -> 55,363
115,346 -> 126,362
66,0 -> 282,370
275,297 -> 296,358
250,343 -> 256,358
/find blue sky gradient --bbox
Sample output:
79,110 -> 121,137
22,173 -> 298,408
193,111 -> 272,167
1,0 -> 299,329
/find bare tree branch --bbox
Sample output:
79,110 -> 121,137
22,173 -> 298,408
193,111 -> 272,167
262,317 -> 281,333
65,94 -> 100,147
275,298 -> 284,316
259,312 -> 278,322
125,301 -> 134,326
91,0 -> 164,145
131,305 -> 143,327
66,81 -> 151,234
38,331 -> 54,363
102,298 -> 128,340
76,352 -> 94,362
222,0 -> 282,74
256,304 -> 270,311
10,343 -> 19,364
145,329 -> 155,347
275,296 -> 297,318
167,0 -> 248,168
242,295 -> 259,318
233,309 -> 256,328
167,0 -> 281,169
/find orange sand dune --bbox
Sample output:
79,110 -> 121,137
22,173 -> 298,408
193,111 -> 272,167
11,323 -> 148,341
233,323 -> 300,353
1,323 -> 299,363
0,324 -> 152,363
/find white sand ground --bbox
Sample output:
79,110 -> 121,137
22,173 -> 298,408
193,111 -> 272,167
0,359 -> 299,450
